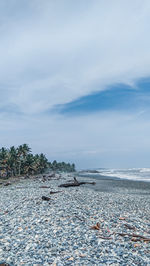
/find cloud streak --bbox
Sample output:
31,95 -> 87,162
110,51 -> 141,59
1,1 -> 150,167
1,0 -> 150,114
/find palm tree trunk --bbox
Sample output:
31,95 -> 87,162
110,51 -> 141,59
18,161 -> 21,176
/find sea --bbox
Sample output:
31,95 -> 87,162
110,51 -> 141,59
79,168 -> 150,182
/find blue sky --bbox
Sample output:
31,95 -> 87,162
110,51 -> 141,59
55,78 -> 150,115
1,0 -> 150,169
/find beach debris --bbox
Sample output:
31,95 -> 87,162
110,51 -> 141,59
74,215 -> 85,221
42,196 -> 51,201
98,235 -> 112,240
50,191 -> 62,194
124,223 -> 136,230
118,233 -> 150,242
39,186 -> 51,188
59,177 -> 96,188
90,222 -> 100,230
4,182 -> 11,186
131,237 -> 140,242
42,173 -> 61,182
134,243 -> 140,248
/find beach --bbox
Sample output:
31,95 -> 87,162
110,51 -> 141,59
0,173 -> 150,265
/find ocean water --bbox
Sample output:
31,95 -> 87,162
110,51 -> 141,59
81,168 -> 150,182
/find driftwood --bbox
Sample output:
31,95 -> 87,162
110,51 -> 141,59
4,182 -> 11,186
74,215 -> 85,222
90,222 -> 100,230
124,224 -> 136,230
98,236 -> 112,240
40,186 -> 51,188
59,177 -> 96,188
42,173 -> 61,181
118,233 -> 150,241
50,191 -> 62,194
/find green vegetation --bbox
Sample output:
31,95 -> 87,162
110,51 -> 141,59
49,160 -> 75,172
0,144 -> 75,178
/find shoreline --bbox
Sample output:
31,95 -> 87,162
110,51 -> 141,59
0,172 -> 150,265
77,172 -> 150,196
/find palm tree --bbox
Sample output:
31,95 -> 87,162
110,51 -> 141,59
23,154 -> 35,174
0,147 -> 9,176
0,144 -> 76,178
22,144 -> 31,158
16,144 -> 31,175
8,146 -> 18,176
38,153 -> 48,173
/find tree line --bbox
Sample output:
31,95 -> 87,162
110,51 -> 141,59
0,144 -> 75,177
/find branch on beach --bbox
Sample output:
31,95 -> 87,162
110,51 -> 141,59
124,224 -> 136,231
39,186 -> 51,188
90,222 -> 100,230
118,232 -> 150,242
3,182 -> 11,186
50,191 -> 62,194
59,177 -> 96,188
98,235 -> 113,240
74,215 -> 85,222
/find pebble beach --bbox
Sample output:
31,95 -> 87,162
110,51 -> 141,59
0,173 -> 150,266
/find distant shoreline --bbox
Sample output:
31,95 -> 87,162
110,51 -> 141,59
78,168 -> 150,183
77,172 -> 150,195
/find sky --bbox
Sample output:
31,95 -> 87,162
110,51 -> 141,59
1,0 -> 150,169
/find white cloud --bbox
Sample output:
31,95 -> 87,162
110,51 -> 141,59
1,1 -> 150,168
0,0 -> 150,113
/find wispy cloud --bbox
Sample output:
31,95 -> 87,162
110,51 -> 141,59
1,1 -> 150,167
1,0 -> 150,114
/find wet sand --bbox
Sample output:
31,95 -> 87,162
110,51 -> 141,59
77,173 -> 150,195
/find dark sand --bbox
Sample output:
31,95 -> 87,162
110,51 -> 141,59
77,173 -> 150,195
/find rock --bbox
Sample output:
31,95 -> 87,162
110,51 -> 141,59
119,217 -> 126,220
68,257 -> 74,261
79,254 -> 86,258
4,183 -> 11,186
134,244 -> 140,248
42,196 -> 51,201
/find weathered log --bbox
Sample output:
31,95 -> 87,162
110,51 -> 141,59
74,177 -> 79,184
59,177 -> 96,188
124,224 -> 136,230
50,191 -> 62,194
74,215 -> 85,221
59,182 -> 79,188
98,236 -> 112,240
90,222 -> 100,230
118,232 -> 150,241
40,186 -> 51,188
78,181 -> 96,185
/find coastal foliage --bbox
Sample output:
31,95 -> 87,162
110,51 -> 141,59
0,144 -> 75,177
49,160 -> 75,172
